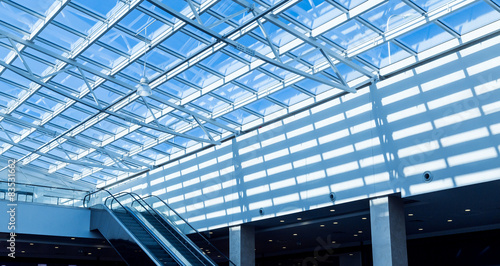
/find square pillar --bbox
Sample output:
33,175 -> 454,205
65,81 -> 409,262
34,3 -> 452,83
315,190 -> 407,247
370,195 -> 408,266
230,225 -> 255,266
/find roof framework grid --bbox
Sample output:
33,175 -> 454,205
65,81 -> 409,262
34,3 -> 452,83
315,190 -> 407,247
0,0 -> 498,188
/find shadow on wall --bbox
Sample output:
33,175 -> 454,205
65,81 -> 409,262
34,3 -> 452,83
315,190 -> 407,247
110,37 -> 500,232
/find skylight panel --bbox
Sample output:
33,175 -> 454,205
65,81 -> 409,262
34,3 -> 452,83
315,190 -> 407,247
125,132 -> 153,145
170,119 -> 189,131
170,135 -> 196,149
0,43 -> 11,61
223,109 -> 259,125
54,6 -> 101,36
112,138 -> 140,152
11,0 -> 53,16
71,0 -> 119,18
260,64 -> 295,80
397,23 -> 454,53
200,12 -> 235,35
145,48 -> 181,72
28,93 -> 60,112
18,103 -> 47,120
213,83 -> 252,103
177,66 -> 219,88
411,0 -> 453,12
296,79 -> 331,95
440,1 -> 500,35
157,79 -> 197,99
246,99 -> 283,116
11,53 -> 51,76
236,69 -> 280,92
38,24 -> 82,51
285,0 -> 341,29
200,51 -> 245,76
323,19 -> 378,50
99,28 -> 142,55
192,95 -> 229,113
158,115 -> 180,129
252,21 -> 296,47
81,43 -> 123,69
360,0 -> 418,32
236,35 -> 272,57
335,0 -> 368,9
358,42 -> 412,68
121,61 -> 159,81
0,1 -> 39,33
204,121 -> 228,134
162,31 -> 207,57
155,142 -> 180,155
0,78 -> 25,101
270,87 -> 310,106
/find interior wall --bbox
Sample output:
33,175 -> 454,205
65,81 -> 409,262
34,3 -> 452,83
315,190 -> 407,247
110,34 -> 500,232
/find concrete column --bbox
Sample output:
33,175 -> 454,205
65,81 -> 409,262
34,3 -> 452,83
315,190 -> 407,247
230,225 -> 255,266
370,195 -> 408,266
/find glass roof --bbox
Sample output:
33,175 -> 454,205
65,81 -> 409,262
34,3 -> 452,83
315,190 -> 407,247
0,0 -> 498,190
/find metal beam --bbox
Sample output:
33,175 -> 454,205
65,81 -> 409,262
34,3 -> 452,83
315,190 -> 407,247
150,0 -> 354,93
0,112 -> 151,168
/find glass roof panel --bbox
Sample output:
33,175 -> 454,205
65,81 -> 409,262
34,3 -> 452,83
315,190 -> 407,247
285,0 -> 341,29
223,109 -> 259,125
323,19 -> 378,49
213,83 -> 252,103
245,99 -> 283,116
358,42 -> 412,68
54,6 -> 101,36
71,0 -> 120,18
335,0 -> 367,9
361,0 -> 419,31
397,23 -> 454,53
0,1 -> 39,33
270,87 -> 310,106
440,1 -> 500,35
411,0 -> 453,12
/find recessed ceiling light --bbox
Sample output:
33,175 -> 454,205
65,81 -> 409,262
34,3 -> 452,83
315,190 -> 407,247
55,247 -> 59,249
71,237 -> 75,240
353,234 -> 358,236
362,217 -> 367,220
349,253 -> 353,256
358,230 -> 363,233
282,247 -> 286,249
21,251 -> 25,253
333,221 -> 338,225
418,228 -> 423,231
29,243 -> 34,246
320,224 -> 325,227
280,220 -> 285,223
88,253 -> 92,255
331,241 -> 336,244
209,232 -> 213,234
330,209 -> 335,212
447,219 -> 453,222
408,213 -> 414,216
297,218 -> 302,220
269,240 -> 273,242
465,209 -> 471,212
293,233 -> 297,236
97,247 -> 102,250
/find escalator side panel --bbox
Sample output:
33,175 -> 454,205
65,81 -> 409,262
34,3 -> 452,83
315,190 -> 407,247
90,207 -> 160,266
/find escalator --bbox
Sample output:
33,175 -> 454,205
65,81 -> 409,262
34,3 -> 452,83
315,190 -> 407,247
85,190 -> 233,266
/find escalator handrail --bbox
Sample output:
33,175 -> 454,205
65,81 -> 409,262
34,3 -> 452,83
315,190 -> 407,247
138,194 -> 236,266
110,192 -> 212,266
84,189 -> 193,265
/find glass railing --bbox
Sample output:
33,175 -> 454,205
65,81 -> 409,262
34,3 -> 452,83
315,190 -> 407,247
0,181 -> 88,207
